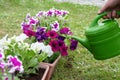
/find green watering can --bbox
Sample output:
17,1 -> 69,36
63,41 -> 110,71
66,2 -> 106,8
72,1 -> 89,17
72,12 -> 120,60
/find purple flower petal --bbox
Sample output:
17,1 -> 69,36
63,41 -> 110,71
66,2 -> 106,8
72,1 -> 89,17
0,62 -> 5,69
60,27 -> 72,35
36,11 -> 45,17
7,56 -> 23,73
55,10 -> 62,16
58,40 -> 65,48
49,40 -> 59,52
29,17 -> 39,25
60,45 -> 68,56
51,21 -> 59,32
23,29 -> 36,37
57,36 -> 65,41
47,30 -> 58,39
70,39 -> 78,50
0,50 -> 4,60
35,27 -> 48,42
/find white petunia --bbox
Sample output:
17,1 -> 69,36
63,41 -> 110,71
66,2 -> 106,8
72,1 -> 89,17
30,42 -> 45,53
15,33 -> 28,42
43,45 -> 53,57
0,34 -> 8,49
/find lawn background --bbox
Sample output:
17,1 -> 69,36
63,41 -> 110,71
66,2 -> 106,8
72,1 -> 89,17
0,0 -> 120,80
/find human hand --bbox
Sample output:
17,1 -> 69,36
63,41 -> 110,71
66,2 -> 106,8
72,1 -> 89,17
98,0 -> 120,19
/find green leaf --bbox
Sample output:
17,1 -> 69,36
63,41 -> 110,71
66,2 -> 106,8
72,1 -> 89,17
28,58 -> 38,68
37,53 -> 48,62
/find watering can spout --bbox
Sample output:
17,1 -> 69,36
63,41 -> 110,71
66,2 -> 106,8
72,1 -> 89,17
71,36 -> 91,52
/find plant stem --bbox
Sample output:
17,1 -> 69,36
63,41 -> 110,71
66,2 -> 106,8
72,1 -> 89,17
12,73 -> 14,80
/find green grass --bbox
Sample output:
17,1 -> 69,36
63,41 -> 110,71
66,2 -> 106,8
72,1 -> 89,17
1,0 -> 120,80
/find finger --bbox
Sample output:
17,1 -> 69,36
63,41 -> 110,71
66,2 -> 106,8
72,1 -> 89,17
98,2 -> 110,14
112,10 -> 117,18
103,16 -> 109,19
107,12 -> 113,19
98,7 -> 107,14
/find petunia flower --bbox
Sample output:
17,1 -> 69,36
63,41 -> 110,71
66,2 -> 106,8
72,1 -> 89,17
26,13 -> 31,19
7,55 -> 24,73
43,45 -> 53,57
15,33 -> 28,42
0,50 -> 4,60
51,21 -> 60,32
46,9 -> 54,16
54,9 -> 62,16
60,27 -> 72,35
30,42 -> 45,53
0,62 -> 5,69
60,45 -> 68,56
29,17 -> 39,25
61,10 -> 69,16
23,29 -> 36,37
57,36 -> 65,41
35,27 -> 48,42
49,40 -> 59,52
36,11 -> 45,17
70,39 -> 78,50
58,40 -> 65,48
0,34 -> 8,49
21,22 -> 33,30
47,30 -> 58,39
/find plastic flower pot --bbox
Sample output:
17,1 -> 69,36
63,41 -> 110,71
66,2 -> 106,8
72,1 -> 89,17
40,55 -> 61,80
19,64 -> 49,80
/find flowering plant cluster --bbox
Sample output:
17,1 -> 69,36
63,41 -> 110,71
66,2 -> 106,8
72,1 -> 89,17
0,50 -> 23,80
0,8 -> 78,80
21,8 -> 78,57
0,34 -> 53,80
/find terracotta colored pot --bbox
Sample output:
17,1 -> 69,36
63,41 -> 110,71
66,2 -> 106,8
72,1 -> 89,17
19,64 -> 49,80
40,55 -> 61,80
39,63 -> 49,80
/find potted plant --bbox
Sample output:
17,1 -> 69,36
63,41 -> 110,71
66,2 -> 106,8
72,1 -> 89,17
0,34 -> 51,80
20,8 -> 78,80
0,8 -> 78,80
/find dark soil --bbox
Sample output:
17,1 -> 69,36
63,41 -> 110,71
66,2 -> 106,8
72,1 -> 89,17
19,68 -> 45,80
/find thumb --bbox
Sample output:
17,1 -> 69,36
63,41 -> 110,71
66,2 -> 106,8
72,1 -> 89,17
98,6 -> 107,14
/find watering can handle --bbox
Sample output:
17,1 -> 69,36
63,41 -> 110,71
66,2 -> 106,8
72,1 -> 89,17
89,11 -> 120,28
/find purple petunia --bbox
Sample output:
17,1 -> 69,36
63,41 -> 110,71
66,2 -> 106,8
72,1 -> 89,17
60,45 -> 68,56
36,11 -> 45,17
58,40 -> 65,48
23,29 -> 36,37
51,21 -> 59,32
47,30 -> 58,39
60,27 -> 72,35
0,62 -> 5,69
29,17 -> 39,25
57,36 -> 65,41
26,13 -> 31,19
70,39 -> 78,50
0,50 -> 4,60
35,27 -> 48,42
61,10 -> 69,16
49,40 -> 59,52
7,55 -> 24,73
21,22 -> 33,30
46,9 -> 54,16
54,10 -> 62,16
49,39 -> 68,56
